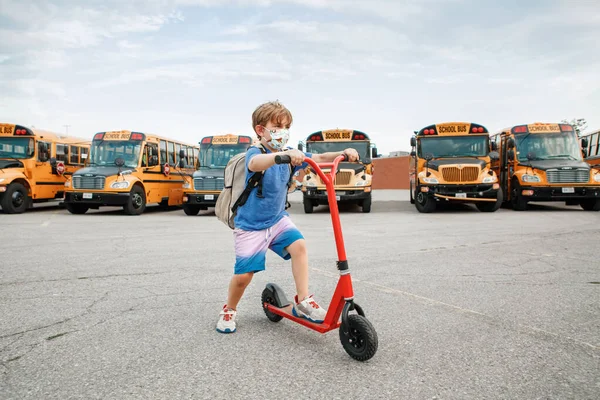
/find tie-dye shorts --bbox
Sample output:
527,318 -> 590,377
233,216 -> 304,275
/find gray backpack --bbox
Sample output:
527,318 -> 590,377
215,145 -> 293,229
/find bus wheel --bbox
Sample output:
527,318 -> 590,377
123,185 -> 146,215
183,205 -> 200,215
511,181 -> 528,211
409,187 -> 415,204
66,203 -> 89,214
415,190 -> 436,213
476,190 -> 503,212
1,182 -> 29,214
580,199 -> 600,211
303,198 -> 313,214
362,194 -> 372,213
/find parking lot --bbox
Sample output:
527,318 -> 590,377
1,191 -> 599,399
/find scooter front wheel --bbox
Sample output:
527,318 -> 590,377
261,287 -> 284,322
339,314 -> 378,361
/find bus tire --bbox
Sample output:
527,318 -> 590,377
303,198 -> 313,214
415,190 -> 436,213
123,185 -> 146,215
476,190 -> 503,212
409,187 -> 415,204
66,203 -> 89,214
183,205 -> 200,215
511,180 -> 528,211
580,199 -> 600,211
1,182 -> 29,214
362,194 -> 372,213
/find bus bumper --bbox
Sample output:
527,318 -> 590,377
423,184 -> 500,202
303,188 -> 370,205
64,191 -> 130,206
518,186 -> 600,201
183,193 -> 219,207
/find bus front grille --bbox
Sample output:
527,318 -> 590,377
320,171 -> 352,186
441,166 -> 480,182
546,169 -> 588,183
73,176 -> 105,189
194,177 -> 224,191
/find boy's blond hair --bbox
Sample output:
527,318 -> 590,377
252,101 -> 293,138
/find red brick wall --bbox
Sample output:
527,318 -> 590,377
372,156 -> 410,189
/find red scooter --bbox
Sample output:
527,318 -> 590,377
261,154 -> 378,361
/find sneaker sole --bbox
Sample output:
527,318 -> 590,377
216,327 -> 236,333
292,307 -> 324,324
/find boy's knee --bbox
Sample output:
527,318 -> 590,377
234,272 -> 254,287
287,239 -> 307,258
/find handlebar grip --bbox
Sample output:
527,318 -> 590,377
341,153 -> 349,161
275,155 -> 292,164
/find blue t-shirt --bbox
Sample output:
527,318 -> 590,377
234,146 -> 312,231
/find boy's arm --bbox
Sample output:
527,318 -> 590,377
312,148 -> 359,163
247,153 -> 279,172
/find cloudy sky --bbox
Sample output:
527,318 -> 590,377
1,0 -> 598,154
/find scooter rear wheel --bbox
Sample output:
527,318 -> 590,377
339,314 -> 378,361
261,288 -> 284,322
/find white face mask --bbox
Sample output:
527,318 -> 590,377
263,127 -> 290,150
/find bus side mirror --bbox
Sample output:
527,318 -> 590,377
115,158 -> 125,167
425,153 -> 433,162
581,138 -> 588,149
178,159 -> 185,168
490,142 -> 498,151
298,143 -> 303,152
179,149 -> 186,159
507,150 -> 515,160
49,157 -> 57,167
149,155 -> 159,166
371,147 -> 378,158
507,138 -> 515,149
526,152 -> 536,161
410,136 -> 416,147
410,150 -> 416,157
582,149 -> 588,158
489,151 -> 499,161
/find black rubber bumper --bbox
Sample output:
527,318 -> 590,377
425,184 -> 499,200
64,191 -> 130,206
304,189 -> 370,205
185,193 -> 218,207
519,186 -> 600,201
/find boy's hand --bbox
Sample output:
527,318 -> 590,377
343,148 -> 360,162
283,149 -> 305,166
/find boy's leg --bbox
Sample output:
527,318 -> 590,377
286,239 -> 309,301
227,272 -> 254,310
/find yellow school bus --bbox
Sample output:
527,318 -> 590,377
409,122 -> 501,213
63,130 -> 198,215
490,123 -> 600,211
0,123 -> 90,214
299,129 -> 378,213
182,133 -> 253,215
580,128 -> 600,168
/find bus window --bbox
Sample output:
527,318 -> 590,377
175,143 -> 182,165
168,142 -> 175,165
187,147 -> 194,167
38,141 -> 50,162
56,144 -> 68,162
81,147 -> 89,163
591,133 -> 598,156
69,145 -> 80,164
193,148 -> 199,167
159,140 -> 167,165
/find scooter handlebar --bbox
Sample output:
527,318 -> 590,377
274,153 -> 348,165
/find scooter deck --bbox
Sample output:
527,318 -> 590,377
265,303 -> 341,334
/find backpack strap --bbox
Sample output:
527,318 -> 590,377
285,164 -> 294,210
232,144 -> 267,212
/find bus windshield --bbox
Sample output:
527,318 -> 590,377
0,137 -> 35,159
515,132 -> 582,161
200,143 -> 249,168
306,141 -> 370,161
419,136 -> 488,158
90,141 -> 142,168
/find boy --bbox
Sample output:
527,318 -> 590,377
216,101 -> 359,333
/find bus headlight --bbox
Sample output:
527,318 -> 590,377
522,174 -> 541,183
64,180 -> 71,188
0,178 -> 5,183
482,176 -> 497,183
111,181 -> 131,189
183,182 -> 191,189
421,177 -> 439,184
306,181 -> 317,187
355,181 -> 367,186
594,174 -> 600,182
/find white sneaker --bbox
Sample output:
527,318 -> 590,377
292,295 -> 327,323
216,305 -> 237,333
